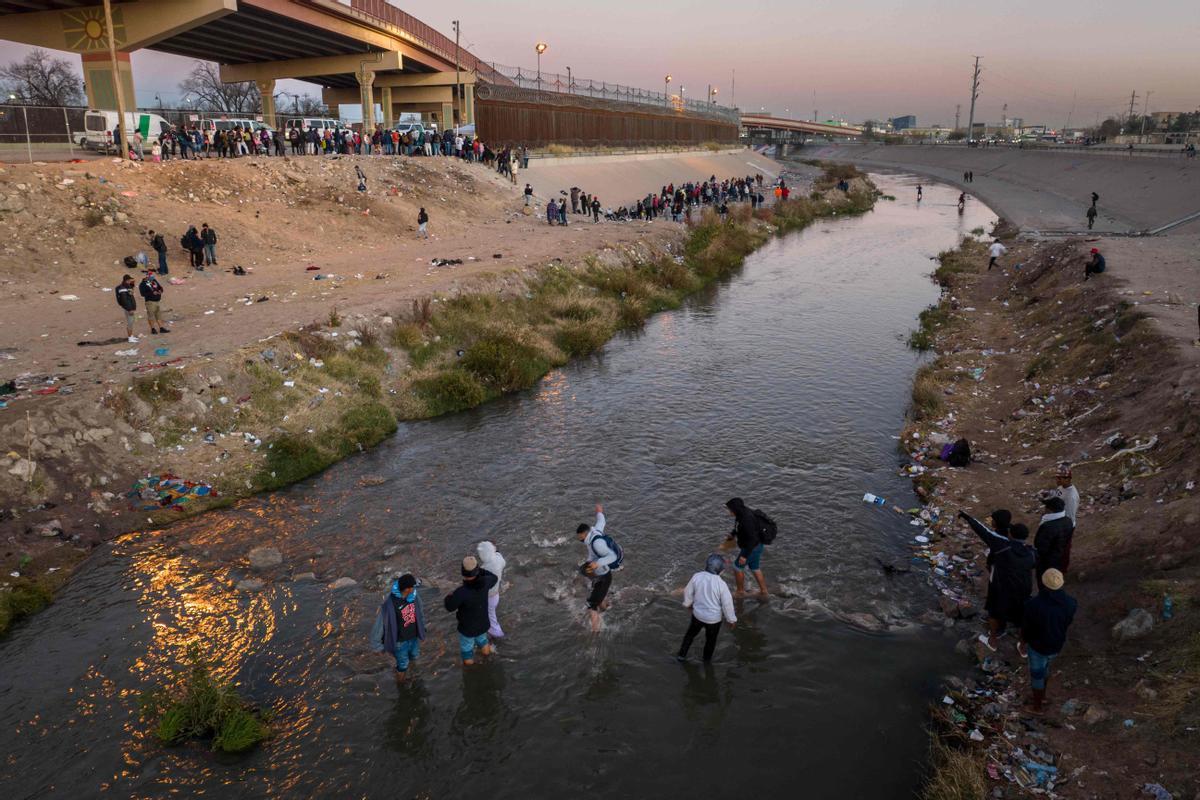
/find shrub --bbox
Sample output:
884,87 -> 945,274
0,581 -> 54,636
257,434 -> 332,490
556,320 -> 612,357
139,643 -> 270,754
390,322 -> 424,350
908,304 -> 951,351
461,332 -> 550,392
911,365 -> 944,420
337,402 -> 397,452
411,368 -> 487,416
132,370 -> 186,407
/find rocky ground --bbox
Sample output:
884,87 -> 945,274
899,232 -> 1198,799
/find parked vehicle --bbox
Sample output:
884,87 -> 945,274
195,117 -> 275,135
82,109 -> 171,152
284,117 -> 341,133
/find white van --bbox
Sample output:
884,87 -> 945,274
284,117 -> 341,133
83,109 -> 171,152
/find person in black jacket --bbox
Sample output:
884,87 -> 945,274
725,497 -> 768,597
116,274 -> 137,342
138,269 -> 169,335
960,510 -> 1035,650
444,556 -> 497,666
1034,496 -> 1074,586
1020,568 -> 1077,714
182,226 -> 204,269
200,223 -> 218,266
147,230 -> 169,275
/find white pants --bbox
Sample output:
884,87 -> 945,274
487,593 -> 504,638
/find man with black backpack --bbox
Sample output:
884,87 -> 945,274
576,502 -> 622,632
725,497 -> 774,597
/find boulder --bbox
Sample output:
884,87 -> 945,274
247,546 -> 283,570
1111,608 -> 1155,641
845,612 -> 885,632
1060,698 -> 1082,716
236,578 -> 265,592
1082,704 -> 1111,726
8,458 -> 36,481
382,545 -> 400,558
329,577 -> 358,590
292,572 -> 317,582
31,519 -> 63,538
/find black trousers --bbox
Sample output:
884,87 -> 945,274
678,615 -> 722,661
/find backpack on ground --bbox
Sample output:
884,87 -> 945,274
123,255 -> 137,269
592,533 -> 624,572
753,509 -> 778,545
948,438 -> 972,468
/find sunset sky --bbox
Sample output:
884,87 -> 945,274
2,0 -> 1196,127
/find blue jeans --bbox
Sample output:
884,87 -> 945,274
736,543 -> 764,572
1027,646 -> 1056,690
204,243 -> 216,264
393,639 -> 420,672
156,250 -> 168,275
458,632 -> 489,661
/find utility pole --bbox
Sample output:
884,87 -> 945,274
452,20 -> 460,128
812,89 -> 817,122
1127,90 -> 1138,127
1140,90 -> 1153,138
1002,102 -> 1007,128
731,69 -> 735,107
966,56 -> 982,142
955,103 -> 961,131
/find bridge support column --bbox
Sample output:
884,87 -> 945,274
381,86 -> 394,128
439,101 -> 453,131
777,141 -> 788,158
357,66 -> 376,133
256,79 -> 276,129
82,50 -> 135,112
462,84 -> 474,125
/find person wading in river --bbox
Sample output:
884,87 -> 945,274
444,556 -> 497,666
677,553 -> 737,663
725,497 -> 768,597
959,510 -> 1035,651
577,503 -> 619,632
372,573 -> 426,683
476,541 -> 506,639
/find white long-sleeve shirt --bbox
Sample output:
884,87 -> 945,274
1051,485 -> 1080,526
989,242 -> 1007,258
683,572 -> 737,625
584,512 -> 617,575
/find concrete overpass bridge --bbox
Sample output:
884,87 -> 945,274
741,113 -> 862,155
1,0 -> 741,145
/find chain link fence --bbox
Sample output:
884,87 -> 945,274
0,104 -> 88,162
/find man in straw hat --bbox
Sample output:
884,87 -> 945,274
1019,568 -> 1077,714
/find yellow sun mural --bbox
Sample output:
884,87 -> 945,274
61,6 -> 126,52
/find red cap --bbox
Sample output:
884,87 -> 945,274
1090,248 -> 1099,254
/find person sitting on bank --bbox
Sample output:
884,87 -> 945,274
1084,247 -> 1106,281
1019,568 -> 1076,715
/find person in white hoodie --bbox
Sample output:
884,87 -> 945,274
476,540 -> 506,639
677,554 -> 737,663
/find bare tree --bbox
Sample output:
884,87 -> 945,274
178,61 -> 260,114
0,48 -> 84,106
293,94 -> 327,116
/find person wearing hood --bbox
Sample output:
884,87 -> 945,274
371,573 -> 427,683
444,556 -> 497,666
476,540 -> 506,639
1034,496 -> 1074,585
959,510 -> 1036,651
182,226 -> 204,269
1019,569 -> 1077,714
725,497 -> 768,597
577,503 -> 617,632
677,554 -> 737,663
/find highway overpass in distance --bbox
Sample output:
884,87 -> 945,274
741,114 -> 863,138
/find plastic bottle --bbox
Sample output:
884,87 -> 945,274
862,493 -> 886,506
1162,594 -> 1173,621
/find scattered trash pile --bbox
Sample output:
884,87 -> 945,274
126,474 -> 216,512
0,374 -> 70,410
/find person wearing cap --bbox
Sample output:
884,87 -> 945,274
1046,465 -> 1080,527
444,556 -> 497,666
1084,247 -> 1106,281
677,554 -> 737,663
959,510 -> 1036,651
371,573 -> 426,683
1034,496 -> 1074,585
1019,568 -> 1077,714
138,269 -> 169,335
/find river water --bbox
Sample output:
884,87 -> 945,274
0,175 -> 995,799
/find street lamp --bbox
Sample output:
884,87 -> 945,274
535,42 -> 548,91
680,86 -> 685,108
710,86 -> 719,105
566,66 -> 572,94
664,74 -> 672,106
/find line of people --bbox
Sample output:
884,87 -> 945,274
958,464 -> 1079,714
372,497 -> 776,683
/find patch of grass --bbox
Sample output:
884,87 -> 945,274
336,402 -> 397,453
555,320 -> 612,357
411,368 -> 487,416
461,331 -> 551,393
933,239 -> 986,288
970,226 -> 985,236
909,304 -> 951,351
911,364 -> 945,420
139,643 -> 270,754
920,728 -> 986,800
1025,352 -> 1054,380
0,580 -> 54,636
327,307 -> 342,328
132,370 -> 186,408
256,434 -> 334,491
390,322 -> 424,350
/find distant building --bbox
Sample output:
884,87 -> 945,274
1150,111 -> 1185,127
890,115 -> 916,130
